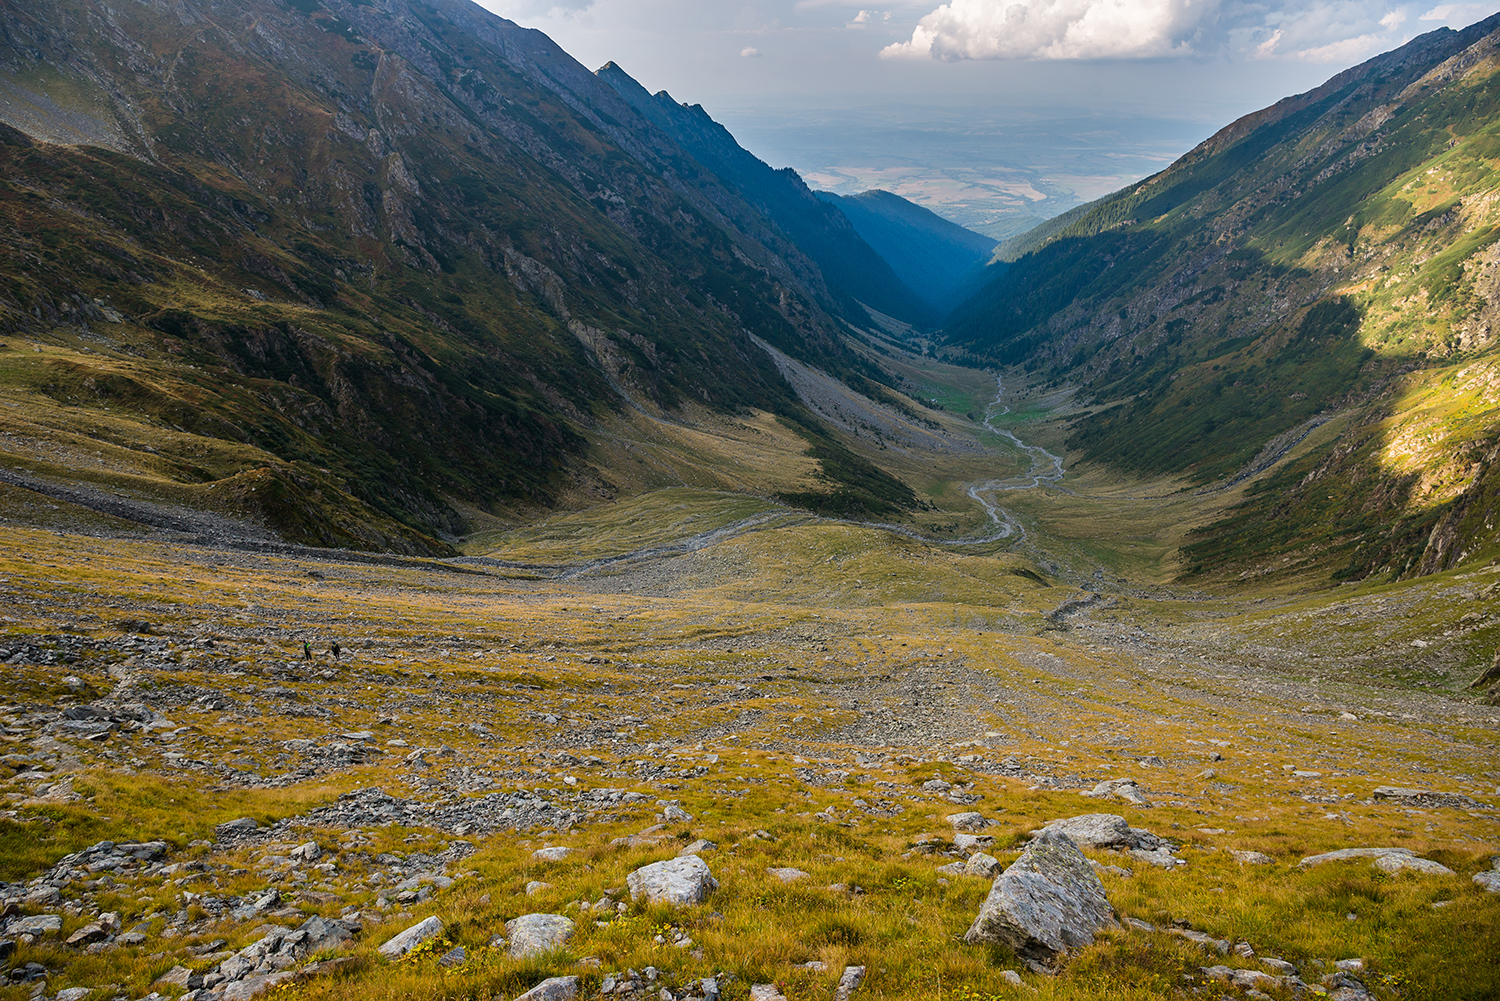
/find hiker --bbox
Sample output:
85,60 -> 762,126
331,640 -> 341,660
302,640 -> 312,661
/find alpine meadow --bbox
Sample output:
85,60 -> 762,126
0,2 -> 1497,1001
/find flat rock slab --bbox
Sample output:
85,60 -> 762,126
377,916 -> 443,959
947,812 -> 991,831
531,846 -> 572,862
513,976 -> 579,1001
505,913 -> 575,959
627,855 -> 718,905
965,828 -> 1115,973
1474,870 -> 1500,893
1299,847 -> 1453,875
767,867 -> 810,883
750,985 -> 788,1001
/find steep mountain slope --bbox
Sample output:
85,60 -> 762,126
0,0 -> 917,551
817,189 -> 997,315
595,62 -> 937,329
946,14 -> 1500,585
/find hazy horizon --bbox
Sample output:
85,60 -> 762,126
476,0 -> 1500,233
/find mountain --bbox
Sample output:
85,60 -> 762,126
816,189 -> 997,315
0,0 -> 919,552
944,14 -> 1500,585
594,62 -> 937,328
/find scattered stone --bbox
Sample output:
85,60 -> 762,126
965,853 -> 1002,878
1299,847 -> 1453,875
1228,850 -> 1274,865
1324,971 -> 1372,1001
749,985 -> 787,1001
439,946 -> 466,968
947,812 -> 991,831
999,970 -> 1024,987
377,916 -> 444,959
7,915 -> 61,938
65,922 -> 108,947
526,881 -> 553,896
56,990 -> 91,1001
289,842 -> 321,863
1261,958 -> 1298,975
1472,870 -> 1500,893
658,801 -> 693,823
513,976 -> 579,1001
155,966 -> 198,989
505,914 -> 574,959
677,839 -> 717,857
1168,927 -> 1230,955
1373,855 -> 1454,876
1335,959 -> 1365,972
626,856 -> 718,905
1035,814 -> 1167,853
834,965 -> 865,1001
964,829 -> 1115,974
532,846 -> 573,862
1081,778 -> 1149,806
1371,787 -> 1482,810
767,867 -> 810,883
216,818 -> 260,839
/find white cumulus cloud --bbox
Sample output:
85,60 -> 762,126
882,0 -> 1500,62
881,0 -> 1217,60
741,46 -> 764,56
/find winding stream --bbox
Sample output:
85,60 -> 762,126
957,373 -> 1067,542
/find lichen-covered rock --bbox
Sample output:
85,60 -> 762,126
964,829 -> 1115,973
1037,814 -> 1162,851
377,916 -> 443,959
1300,847 -> 1452,875
626,855 -> 718,905
505,913 -> 574,959
513,976 -> 579,1001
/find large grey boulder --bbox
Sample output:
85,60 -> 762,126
1037,814 -> 1164,852
505,913 -> 575,959
964,829 -> 1115,973
377,916 -> 443,959
513,977 -> 579,1001
626,855 -> 718,905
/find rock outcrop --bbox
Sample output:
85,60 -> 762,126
964,829 -> 1115,973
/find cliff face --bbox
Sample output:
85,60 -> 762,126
0,0 -> 901,548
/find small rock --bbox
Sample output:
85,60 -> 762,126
767,867 -> 810,883
526,881 -> 553,896
626,855 -> 718,905
377,916 -> 444,959
155,966 -> 197,988
532,846 -> 573,862
964,829 -> 1115,974
835,965 -> 865,1001
1036,814 -> 1164,852
677,839 -> 717,857
946,812 -> 991,831
999,970 -> 1023,987
65,922 -> 108,947
439,946 -> 466,968
1260,958 -> 1298,975
216,818 -> 259,838
505,914 -> 575,959
964,853 -> 1002,878
1334,959 -> 1365,973
289,843 -> 321,863
1373,855 -> 1454,876
1472,871 -> 1500,893
749,985 -> 787,1001
8,915 -> 61,938
1081,778 -> 1149,806
1228,850 -> 1274,865
513,975 -> 580,1001
56,990 -> 91,1001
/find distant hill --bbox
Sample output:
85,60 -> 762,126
596,63 -> 937,329
817,190 -> 998,315
945,12 -> 1500,584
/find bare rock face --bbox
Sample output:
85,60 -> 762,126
964,829 -> 1115,973
626,855 -> 718,905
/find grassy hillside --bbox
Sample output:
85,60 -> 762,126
0,0 -> 918,550
945,14 -> 1500,585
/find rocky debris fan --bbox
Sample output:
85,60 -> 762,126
1370,786 -> 1483,810
964,829 -> 1116,973
627,855 -> 718,905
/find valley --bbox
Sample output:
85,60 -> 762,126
0,0 -> 1498,999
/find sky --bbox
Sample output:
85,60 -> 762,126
473,0 -> 1500,235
